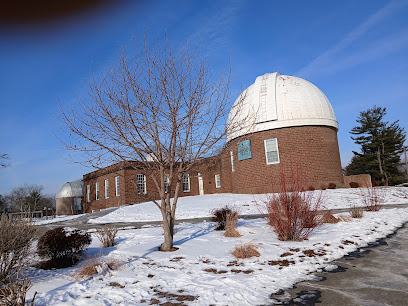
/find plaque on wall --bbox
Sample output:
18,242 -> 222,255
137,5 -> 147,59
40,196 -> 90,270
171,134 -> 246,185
238,140 -> 252,161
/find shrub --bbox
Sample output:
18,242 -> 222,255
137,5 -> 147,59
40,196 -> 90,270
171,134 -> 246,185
258,173 -> 326,241
232,243 -> 260,259
308,185 -> 315,191
224,213 -> 242,238
211,206 -> 239,231
0,215 -> 37,283
328,183 -> 336,189
0,277 -> 33,306
37,227 -> 91,269
95,225 -> 118,248
349,182 -> 359,188
349,205 -> 364,218
359,187 -> 385,211
320,184 -> 327,190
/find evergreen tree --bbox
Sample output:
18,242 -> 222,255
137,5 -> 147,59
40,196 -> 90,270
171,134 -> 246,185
346,106 -> 406,186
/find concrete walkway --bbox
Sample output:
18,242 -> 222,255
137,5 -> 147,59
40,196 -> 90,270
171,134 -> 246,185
38,203 -> 408,235
271,222 -> 408,305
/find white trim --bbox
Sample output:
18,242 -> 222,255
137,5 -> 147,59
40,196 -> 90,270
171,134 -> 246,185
230,150 -> 235,172
215,174 -> 221,188
164,175 -> 169,193
136,174 -> 146,194
86,184 -> 90,202
115,176 -> 120,197
182,174 -> 190,192
264,138 -> 280,164
95,182 -> 99,200
105,179 -> 109,199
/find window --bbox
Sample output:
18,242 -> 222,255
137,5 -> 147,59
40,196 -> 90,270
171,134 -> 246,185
182,174 -> 190,192
238,139 -> 252,161
95,182 -> 99,200
105,179 -> 109,199
264,138 -> 280,164
230,150 -> 235,172
164,175 -> 169,193
115,176 -> 120,196
215,174 -> 221,188
136,174 -> 146,194
87,184 -> 90,202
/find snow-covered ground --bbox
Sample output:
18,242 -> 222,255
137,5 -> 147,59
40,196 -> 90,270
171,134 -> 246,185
33,214 -> 85,225
27,188 -> 408,305
89,187 -> 408,224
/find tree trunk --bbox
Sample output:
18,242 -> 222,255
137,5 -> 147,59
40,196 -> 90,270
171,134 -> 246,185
160,200 -> 174,251
377,149 -> 386,186
161,221 -> 174,251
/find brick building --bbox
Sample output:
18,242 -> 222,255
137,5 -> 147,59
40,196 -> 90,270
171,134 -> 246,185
78,72 -> 349,213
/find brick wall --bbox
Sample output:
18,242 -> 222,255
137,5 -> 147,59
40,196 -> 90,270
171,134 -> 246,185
344,174 -> 372,188
222,125 -> 344,193
81,125 -> 343,213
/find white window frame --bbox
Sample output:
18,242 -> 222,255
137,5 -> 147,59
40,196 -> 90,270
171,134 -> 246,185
136,174 -> 146,194
95,182 -> 99,200
182,173 -> 190,192
264,138 -> 280,164
164,175 -> 169,193
215,174 -> 221,188
115,176 -> 120,197
87,184 -> 90,202
105,179 -> 109,199
230,150 -> 235,172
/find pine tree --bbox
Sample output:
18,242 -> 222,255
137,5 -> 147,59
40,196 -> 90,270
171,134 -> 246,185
346,106 -> 406,186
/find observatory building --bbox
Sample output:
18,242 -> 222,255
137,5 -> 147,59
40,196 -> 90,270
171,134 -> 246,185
79,72 -> 349,213
56,180 -> 83,215
223,72 -> 343,193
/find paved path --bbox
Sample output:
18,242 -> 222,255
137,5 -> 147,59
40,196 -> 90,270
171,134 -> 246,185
271,222 -> 408,305
38,203 -> 408,235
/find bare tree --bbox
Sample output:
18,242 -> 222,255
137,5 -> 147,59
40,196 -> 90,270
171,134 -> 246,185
59,35 -> 245,251
8,185 -> 45,214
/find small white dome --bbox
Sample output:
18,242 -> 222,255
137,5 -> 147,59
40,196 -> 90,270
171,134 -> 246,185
227,72 -> 338,141
56,180 -> 83,198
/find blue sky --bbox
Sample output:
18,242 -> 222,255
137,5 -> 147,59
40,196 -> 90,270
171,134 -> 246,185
1,0 -> 407,195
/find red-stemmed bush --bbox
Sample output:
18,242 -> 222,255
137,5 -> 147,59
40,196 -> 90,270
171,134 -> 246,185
359,187 -> 385,211
258,173 -> 327,241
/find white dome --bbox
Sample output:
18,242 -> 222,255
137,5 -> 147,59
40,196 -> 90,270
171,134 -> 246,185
56,180 -> 83,198
227,72 -> 338,141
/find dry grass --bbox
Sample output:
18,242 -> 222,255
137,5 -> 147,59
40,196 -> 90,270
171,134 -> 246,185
211,206 -> 239,231
72,258 -> 123,281
322,213 -> 340,224
232,243 -> 260,259
224,213 -> 242,238
72,259 -> 101,280
95,225 -> 118,248
349,205 -> 364,218
337,215 -> 353,222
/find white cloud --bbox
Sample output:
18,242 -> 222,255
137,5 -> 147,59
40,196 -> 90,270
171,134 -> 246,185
188,0 -> 245,53
297,0 -> 408,78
